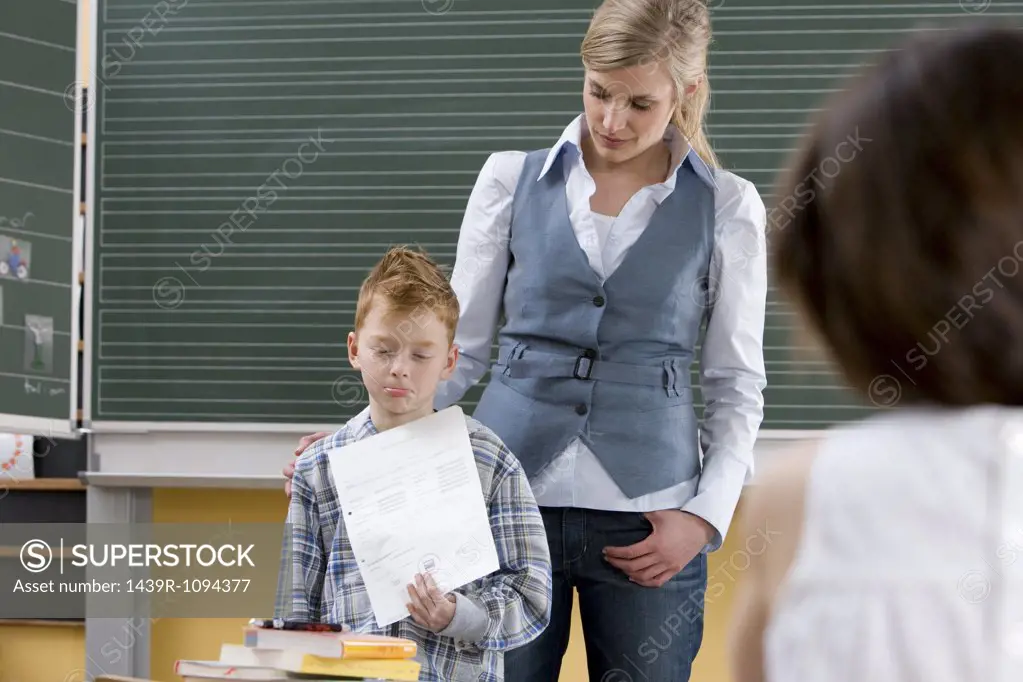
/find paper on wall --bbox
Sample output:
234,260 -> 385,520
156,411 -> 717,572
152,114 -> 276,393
0,433 -> 35,480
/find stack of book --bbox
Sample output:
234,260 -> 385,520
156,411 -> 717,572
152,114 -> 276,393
172,624 -> 422,681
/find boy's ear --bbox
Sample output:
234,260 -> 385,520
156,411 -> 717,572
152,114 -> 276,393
440,342 -> 459,380
347,331 -> 361,370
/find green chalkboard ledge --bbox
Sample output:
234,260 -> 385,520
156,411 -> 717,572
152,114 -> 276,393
77,472 -> 284,490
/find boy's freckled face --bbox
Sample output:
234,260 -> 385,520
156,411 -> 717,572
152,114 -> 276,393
348,298 -> 457,428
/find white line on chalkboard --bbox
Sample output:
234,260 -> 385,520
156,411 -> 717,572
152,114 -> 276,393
102,53 -> 579,66
87,411 -> 379,420
101,322 -> 349,328
109,92 -> 582,104
101,379 -> 346,385
103,125 -> 564,134
2,324 -> 71,336
96,245 -> 451,251
0,128 -> 74,147
100,341 -> 341,346
100,210 -> 463,215
125,19 -> 593,34
103,170 -> 479,176
110,70 -> 581,81
0,30 -> 74,52
114,77 -> 581,90
0,227 -> 72,243
104,265 -> 438,272
102,135 -> 548,144
106,0 -> 489,8
0,177 -> 73,195
98,361 -> 351,374
716,3 -> 1023,10
100,33 -> 588,47
103,9 -> 586,24
100,398 -> 359,404
106,111 -> 581,121
98,309 -> 349,315
100,150 -> 532,157
99,251 -> 454,258
100,196 -> 467,202
2,278 -> 72,289
97,355 -> 343,362
0,78 -> 65,98
94,351 -> 339,361
0,371 -> 70,383
105,186 -> 466,192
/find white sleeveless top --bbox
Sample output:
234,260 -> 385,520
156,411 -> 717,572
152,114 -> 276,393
764,405 -> 1023,682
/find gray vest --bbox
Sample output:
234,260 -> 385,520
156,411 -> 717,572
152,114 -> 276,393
471,146 -> 717,498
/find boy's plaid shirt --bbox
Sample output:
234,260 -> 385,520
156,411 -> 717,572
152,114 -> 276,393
276,406 -> 553,682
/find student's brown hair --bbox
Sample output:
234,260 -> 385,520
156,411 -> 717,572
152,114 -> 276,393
772,23 -> 1023,407
355,245 -> 460,345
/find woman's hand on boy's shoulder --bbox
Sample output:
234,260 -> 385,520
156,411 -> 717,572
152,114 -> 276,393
283,431 -> 330,497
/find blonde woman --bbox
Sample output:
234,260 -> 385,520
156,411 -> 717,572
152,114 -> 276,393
728,24 -> 1023,682
288,1 -> 767,680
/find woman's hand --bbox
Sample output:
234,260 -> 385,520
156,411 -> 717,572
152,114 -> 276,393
284,431 -> 329,497
602,510 -> 715,587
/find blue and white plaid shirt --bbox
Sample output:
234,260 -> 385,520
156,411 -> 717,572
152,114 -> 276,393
276,406 -> 552,682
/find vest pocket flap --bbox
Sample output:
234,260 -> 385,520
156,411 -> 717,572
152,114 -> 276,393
630,401 -> 698,425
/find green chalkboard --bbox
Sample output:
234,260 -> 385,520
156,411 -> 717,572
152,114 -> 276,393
0,0 -> 80,437
87,0 -> 1023,431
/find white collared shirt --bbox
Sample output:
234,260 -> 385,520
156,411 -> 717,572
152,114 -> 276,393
435,114 -> 768,550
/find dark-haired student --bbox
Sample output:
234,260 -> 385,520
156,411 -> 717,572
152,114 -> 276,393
728,23 -> 1023,682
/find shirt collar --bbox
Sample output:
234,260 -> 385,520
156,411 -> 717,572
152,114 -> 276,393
535,114 -> 717,191
348,405 -> 378,441
346,405 -> 442,441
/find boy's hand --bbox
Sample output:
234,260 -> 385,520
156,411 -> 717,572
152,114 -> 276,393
406,572 -> 455,632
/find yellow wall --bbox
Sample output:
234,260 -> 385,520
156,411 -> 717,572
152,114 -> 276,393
0,624 -> 85,682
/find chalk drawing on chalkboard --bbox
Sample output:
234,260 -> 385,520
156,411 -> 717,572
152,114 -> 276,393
0,236 -> 31,281
0,287 -> 3,327
23,315 -> 53,374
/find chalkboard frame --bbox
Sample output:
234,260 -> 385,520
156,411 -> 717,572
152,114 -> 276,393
0,0 -> 84,439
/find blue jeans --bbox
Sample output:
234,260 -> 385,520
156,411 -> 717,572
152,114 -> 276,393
506,506 -> 707,682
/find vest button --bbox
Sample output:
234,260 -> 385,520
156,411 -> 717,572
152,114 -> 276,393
592,295 -> 605,307
575,404 -> 588,416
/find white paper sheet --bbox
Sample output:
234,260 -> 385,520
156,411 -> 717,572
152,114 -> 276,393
327,405 -> 500,628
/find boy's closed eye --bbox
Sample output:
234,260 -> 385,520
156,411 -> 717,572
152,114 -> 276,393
370,346 -> 434,362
